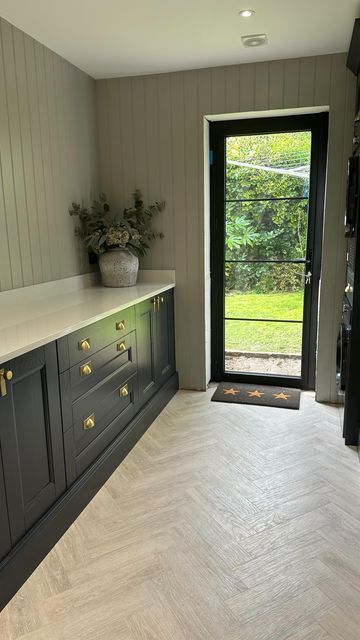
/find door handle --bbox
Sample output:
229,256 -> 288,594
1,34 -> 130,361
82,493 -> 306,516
0,369 -> 13,398
152,296 -> 164,312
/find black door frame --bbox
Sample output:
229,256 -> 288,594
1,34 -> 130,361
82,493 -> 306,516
210,112 -> 329,390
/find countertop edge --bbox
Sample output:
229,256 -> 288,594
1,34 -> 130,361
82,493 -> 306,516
0,282 -> 175,364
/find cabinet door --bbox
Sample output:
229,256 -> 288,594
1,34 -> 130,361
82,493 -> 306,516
0,452 -> 11,561
136,298 -> 157,407
155,290 -> 176,385
0,344 -> 66,545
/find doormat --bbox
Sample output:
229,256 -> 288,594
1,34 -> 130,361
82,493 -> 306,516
211,382 -> 300,410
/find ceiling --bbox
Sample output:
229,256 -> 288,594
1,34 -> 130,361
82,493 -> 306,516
0,0 -> 359,79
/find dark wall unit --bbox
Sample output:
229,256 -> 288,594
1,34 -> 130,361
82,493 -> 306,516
347,19 -> 360,76
0,288 -> 177,610
342,23 -> 360,447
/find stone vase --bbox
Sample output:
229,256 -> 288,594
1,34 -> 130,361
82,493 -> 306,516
98,248 -> 139,287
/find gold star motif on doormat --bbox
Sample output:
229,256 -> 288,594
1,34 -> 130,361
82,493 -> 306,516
247,390 -> 264,398
223,388 -> 239,396
273,392 -> 291,400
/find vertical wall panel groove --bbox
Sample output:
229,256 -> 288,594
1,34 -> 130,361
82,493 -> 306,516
14,28 -> 43,284
0,16 -> 98,292
96,53 -> 354,398
0,20 -> 23,288
184,70 -> 201,388
144,75 -> 161,269
157,73 -> 175,270
284,58 -> 300,108
119,77 -> 136,206
0,155 -> 12,290
269,60 -> 284,110
6,20 -> 34,287
239,64 -> 255,112
24,34 -> 51,281
254,62 -> 269,111
299,57 -> 316,107
225,66 -> 240,113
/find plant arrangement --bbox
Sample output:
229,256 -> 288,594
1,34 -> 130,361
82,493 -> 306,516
69,190 -> 165,257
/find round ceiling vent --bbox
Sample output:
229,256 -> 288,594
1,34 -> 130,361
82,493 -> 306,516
241,33 -> 268,47
239,9 -> 255,17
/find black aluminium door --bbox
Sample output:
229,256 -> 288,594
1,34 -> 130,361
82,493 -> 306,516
210,113 -> 328,390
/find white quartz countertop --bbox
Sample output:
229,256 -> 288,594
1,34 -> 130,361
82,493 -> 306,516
0,271 -> 175,364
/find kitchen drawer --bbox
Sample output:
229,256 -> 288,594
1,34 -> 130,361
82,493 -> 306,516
65,330 -> 136,403
64,372 -> 138,484
57,306 -> 135,371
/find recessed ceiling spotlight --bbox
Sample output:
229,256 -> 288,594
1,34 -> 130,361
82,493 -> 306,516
241,33 -> 268,47
239,9 -> 255,17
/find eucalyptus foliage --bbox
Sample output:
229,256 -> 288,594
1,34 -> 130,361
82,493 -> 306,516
69,190 -> 165,257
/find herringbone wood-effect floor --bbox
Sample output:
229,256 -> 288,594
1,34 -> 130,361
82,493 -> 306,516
1,389 -> 360,639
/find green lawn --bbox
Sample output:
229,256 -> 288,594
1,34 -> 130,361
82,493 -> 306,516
225,291 -> 303,354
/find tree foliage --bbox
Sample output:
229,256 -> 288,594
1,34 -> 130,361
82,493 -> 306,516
225,132 -> 311,293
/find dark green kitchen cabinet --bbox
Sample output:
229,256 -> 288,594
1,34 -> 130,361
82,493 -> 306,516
0,288 -> 177,610
0,453 -> 11,561
136,289 -> 175,408
155,289 -> 176,386
0,344 -> 66,551
136,296 -> 158,406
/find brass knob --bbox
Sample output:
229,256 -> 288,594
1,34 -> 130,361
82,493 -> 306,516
80,362 -> 92,377
119,384 -> 129,398
0,368 -> 13,398
117,341 -> 126,352
116,320 -> 125,331
83,413 -> 95,430
78,338 -> 91,351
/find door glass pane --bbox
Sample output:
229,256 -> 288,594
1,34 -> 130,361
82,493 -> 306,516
223,129 -> 312,379
225,199 -> 309,261
226,132 -> 311,201
225,320 -> 302,376
225,262 -> 305,321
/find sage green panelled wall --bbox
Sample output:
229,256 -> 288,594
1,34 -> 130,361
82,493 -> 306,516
0,18 -> 98,292
97,54 -> 355,400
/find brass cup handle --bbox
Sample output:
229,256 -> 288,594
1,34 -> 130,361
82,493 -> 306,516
119,384 -> 129,398
116,321 -> 125,331
78,338 -> 91,351
0,369 -> 13,398
153,295 -> 164,311
80,362 -> 92,377
83,413 -> 95,430
117,341 -> 126,352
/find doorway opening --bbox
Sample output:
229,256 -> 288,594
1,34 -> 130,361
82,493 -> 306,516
210,113 -> 328,389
